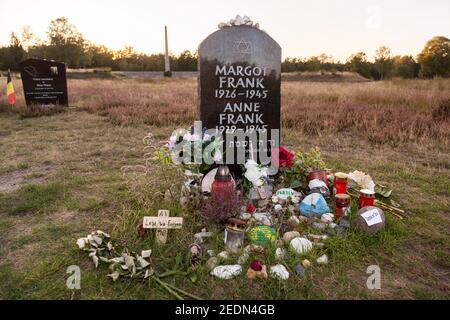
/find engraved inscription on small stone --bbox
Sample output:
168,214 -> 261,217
19,58 -> 68,107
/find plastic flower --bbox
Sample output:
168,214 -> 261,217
244,160 -> 268,187
272,146 -> 294,168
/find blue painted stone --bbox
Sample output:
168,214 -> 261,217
299,193 -> 330,217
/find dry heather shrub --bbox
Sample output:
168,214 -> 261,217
3,77 -> 449,145
73,78 -> 450,145
200,191 -> 242,223
281,80 -> 450,144
71,79 -> 197,126
432,99 -> 450,122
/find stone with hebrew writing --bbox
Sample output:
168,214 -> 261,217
354,206 -> 385,234
198,21 -> 281,163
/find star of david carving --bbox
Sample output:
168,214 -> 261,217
233,38 -> 251,54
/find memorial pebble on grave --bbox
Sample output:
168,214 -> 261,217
198,15 -> 281,166
19,58 -> 68,107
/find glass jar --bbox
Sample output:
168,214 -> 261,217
333,172 -> 348,195
335,193 -> 351,219
307,169 -> 329,187
358,189 -> 375,208
225,218 -> 246,253
225,228 -> 245,253
211,165 -> 234,201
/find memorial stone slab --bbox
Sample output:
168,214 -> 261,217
198,21 -> 281,164
19,58 -> 68,106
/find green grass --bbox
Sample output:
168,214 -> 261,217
0,105 -> 448,300
0,183 -> 65,215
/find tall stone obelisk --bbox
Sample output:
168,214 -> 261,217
164,26 -> 172,77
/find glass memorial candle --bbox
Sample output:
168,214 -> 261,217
333,172 -> 348,195
358,189 -> 375,208
335,193 -> 351,219
225,218 -> 246,253
211,165 -> 234,201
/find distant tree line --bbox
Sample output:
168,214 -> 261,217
0,17 -> 449,79
282,39 -> 449,80
0,17 -> 197,72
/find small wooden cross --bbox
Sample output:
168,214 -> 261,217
143,210 -> 183,244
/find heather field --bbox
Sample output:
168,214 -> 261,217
0,77 -> 449,299
74,78 -> 448,144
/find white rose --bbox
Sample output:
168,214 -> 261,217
244,166 -> 262,183
245,159 -> 258,169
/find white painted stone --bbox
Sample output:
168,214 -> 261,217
290,237 -> 313,255
210,265 -> 242,279
270,264 -> 289,280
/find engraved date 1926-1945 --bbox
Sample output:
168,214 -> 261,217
215,89 -> 268,99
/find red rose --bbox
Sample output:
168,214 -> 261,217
250,259 -> 263,271
272,146 -> 294,168
246,203 -> 256,213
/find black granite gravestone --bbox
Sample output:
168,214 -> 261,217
198,24 -> 281,164
19,58 -> 68,106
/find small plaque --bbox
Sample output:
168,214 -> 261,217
361,209 -> 383,226
143,210 -> 183,244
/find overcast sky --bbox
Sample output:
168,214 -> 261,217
0,0 -> 449,61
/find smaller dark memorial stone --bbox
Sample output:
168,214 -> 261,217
19,58 -> 68,107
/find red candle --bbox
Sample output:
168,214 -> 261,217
358,189 -> 375,208
211,166 -> 234,201
333,172 -> 348,195
335,193 -> 351,219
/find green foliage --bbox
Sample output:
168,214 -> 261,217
293,147 -> 327,173
279,147 -> 327,186
0,183 -> 65,215
392,55 -> 420,78
283,38 -> 449,80
0,17 -> 198,71
346,52 -> 372,79
0,33 -> 25,70
282,54 -> 345,73
374,46 -> 394,80
417,36 -> 450,78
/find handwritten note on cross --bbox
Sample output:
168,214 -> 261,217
143,210 -> 183,244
